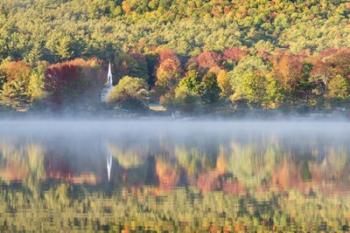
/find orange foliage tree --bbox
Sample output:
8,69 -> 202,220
155,49 -> 182,95
272,51 -> 305,92
0,61 -> 32,110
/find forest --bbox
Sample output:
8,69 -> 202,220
0,0 -> 349,114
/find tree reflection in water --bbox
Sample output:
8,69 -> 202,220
0,125 -> 349,232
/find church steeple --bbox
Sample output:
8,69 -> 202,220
106,62 -> 113,86
101,62 -> 114,102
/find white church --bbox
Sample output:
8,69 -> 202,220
100,63 -> 113,102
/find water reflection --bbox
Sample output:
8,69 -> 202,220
0,121 -> 350,232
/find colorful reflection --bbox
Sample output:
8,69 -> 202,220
0,130 -> 349,232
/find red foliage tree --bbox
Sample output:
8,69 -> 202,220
45,58 -> 104,109
322,48 -> 350,78
310,58 -> 328,79
158,48 -> 178,63
223,48 -> 248,63
196,51 -> 221,69
318,48 -> 340,58
311,48 -> 350,80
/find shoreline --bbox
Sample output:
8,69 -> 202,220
0,109 -> 349,122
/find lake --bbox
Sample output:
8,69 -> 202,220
0,120 -> 349,232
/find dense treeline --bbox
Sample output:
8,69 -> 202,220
0,0 -> 349,113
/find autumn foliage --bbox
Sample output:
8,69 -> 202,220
196,51 -> 221,69
223,48 -> 248,63
155,159 -> 180,191
310,48 -> 350,80
45,58 -> 104,109
0,61 -> 31,82
0,61 -> 34,110
0,46 -> 350,113
272,51 -> 306,92
155,49 -> 182,94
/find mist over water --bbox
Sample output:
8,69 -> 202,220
1,118 -> 349,135
1,119 -> 350,232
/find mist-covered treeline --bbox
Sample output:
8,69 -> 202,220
0,0 -> 349,114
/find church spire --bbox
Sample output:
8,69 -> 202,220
106,62 -> 113,86
101,62 -> 114,102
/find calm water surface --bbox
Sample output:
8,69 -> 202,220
0,120 -> 350,232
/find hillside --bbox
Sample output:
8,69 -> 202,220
0,0 -> 349,114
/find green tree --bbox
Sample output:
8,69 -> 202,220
198,72 -> 220,105
229,56 -> 282,108
107,76 -> 149,110
0,78 -> 31,111
326,75 -> 350,107
173,70 -> 202,112
0,73 -> 5,90
28,62 -> 47,103
216,70 -> 233,99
